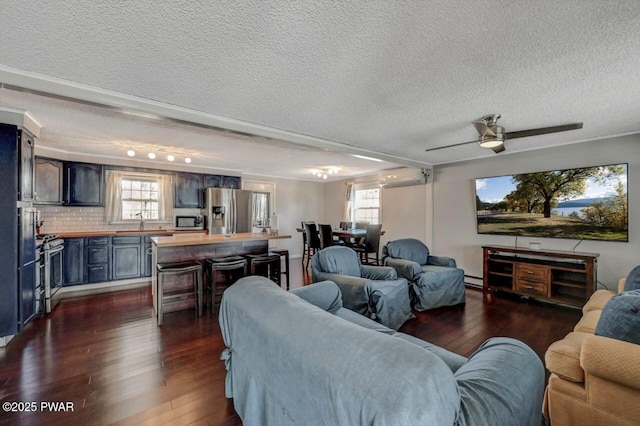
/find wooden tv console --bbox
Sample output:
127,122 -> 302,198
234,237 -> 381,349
482,245 -> 599,308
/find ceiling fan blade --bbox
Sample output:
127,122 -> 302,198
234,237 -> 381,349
505,122 -> 583,140
424,140 -> 478,152
491,143 -> 506,153
473,121 -> 495,137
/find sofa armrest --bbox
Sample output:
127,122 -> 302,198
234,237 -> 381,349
365,278 -> 413,330
361,264 -> 398,280
455,337 -> 545,426
382,257 -> 421,280
582,334 -> 640,390
290,281 -> 343,314
312,271 -> 370,316
427,255 -> 457,268
618,277 -> 626,293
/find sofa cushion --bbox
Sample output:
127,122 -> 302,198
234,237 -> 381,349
595,289 -> 640,345
624,265 -> 640,291
316,246 -> 361,277
385,238 -> 429,265
574,309 -> 601,334
545,332 -> 590,382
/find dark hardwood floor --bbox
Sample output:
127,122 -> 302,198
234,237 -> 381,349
0,261 -> 581,425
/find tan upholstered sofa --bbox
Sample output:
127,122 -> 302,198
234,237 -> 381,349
543,278 -> 640,426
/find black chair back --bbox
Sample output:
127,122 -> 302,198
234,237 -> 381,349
339,221 -> 353,230
301,221 -> 314,246
304,223 -> 321,249
318,224 -> 335,249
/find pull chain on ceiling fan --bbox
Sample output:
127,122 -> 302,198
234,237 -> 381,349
425,114 -> 583,154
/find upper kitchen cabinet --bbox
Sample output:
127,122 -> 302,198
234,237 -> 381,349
34,157 -> 63,204
174,172 -> 203,208
19,131 -> 35,202
64,162 -> 104,206
222,176 -> 241,189
203,174 -> 222,188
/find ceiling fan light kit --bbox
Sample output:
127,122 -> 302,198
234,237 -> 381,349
424,113 -> 583,154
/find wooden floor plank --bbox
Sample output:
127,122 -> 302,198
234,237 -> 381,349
0,262 -> 580,425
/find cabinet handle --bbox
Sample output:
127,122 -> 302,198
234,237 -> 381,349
147,248 -> 153,255
525,285 -> 534,290
527,271 -> 534,274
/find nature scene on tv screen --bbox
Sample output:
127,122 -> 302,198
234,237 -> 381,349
475,163 -> 628,242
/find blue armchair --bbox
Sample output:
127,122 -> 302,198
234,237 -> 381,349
311,246 -> 414,330
382,238 -> 465,311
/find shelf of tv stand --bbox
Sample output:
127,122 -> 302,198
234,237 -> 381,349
482,245 -> 599,308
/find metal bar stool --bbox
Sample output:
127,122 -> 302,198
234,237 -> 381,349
245,254 -> 281,286
156,260 -> 203,327
269,248 -> 290,290
206,256 -> 247,313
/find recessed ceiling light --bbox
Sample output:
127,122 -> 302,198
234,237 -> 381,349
167,155 -> 175,161
184,157 -> 192,163
148,152 -> 156,159
127,149 -> 135,157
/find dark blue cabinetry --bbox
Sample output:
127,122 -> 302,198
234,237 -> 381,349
0,123 -> 37,337
63,238 -> 86,286
111,236 -> 142,280
174,172 -> 203,208
222,175 -> 241,189
87,237 -> 109,283
34,157 -> 63,204
64,162 -> 104,206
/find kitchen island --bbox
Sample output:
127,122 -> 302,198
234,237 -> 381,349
150,232 -> 291,315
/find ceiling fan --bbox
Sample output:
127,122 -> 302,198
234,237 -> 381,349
425,114 -> 583,154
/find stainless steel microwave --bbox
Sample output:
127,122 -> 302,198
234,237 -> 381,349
174,215 -> 205,230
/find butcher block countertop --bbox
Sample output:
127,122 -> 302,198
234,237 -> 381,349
151,232 -> 291,248
57,230 -> 207,238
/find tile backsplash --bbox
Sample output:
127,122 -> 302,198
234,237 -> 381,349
37,206 -> 201,234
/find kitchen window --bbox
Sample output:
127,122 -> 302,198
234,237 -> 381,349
121,178 -> 159,220
105,171 -> 173,223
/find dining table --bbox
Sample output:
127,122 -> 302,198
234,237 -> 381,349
296,226 -> 384,247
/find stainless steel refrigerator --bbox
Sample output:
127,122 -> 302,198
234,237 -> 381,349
202,188 -> 254,234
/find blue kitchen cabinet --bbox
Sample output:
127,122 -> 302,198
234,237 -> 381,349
64,162 -> 104,206
221,175 -> 241,189
35,157 -> 63,204
63,238 -> 87,286
174,172 -> 203,208
87,237 -> 110,283
111,236 -> 142,280
204,174 -> 222,188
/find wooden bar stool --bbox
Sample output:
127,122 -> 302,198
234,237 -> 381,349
269,248 -> 290,290
206,256 -> 247,314
245,254 -> 281,286
156,260 -> 203,327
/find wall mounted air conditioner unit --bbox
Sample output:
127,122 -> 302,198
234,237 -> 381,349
378,167 -> 430,188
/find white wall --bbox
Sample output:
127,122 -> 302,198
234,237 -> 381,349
432,134 -> 640,290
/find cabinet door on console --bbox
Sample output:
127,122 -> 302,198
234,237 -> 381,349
64,162 -> 104,206
35,157 -> 63,204
174,172 -> 203,208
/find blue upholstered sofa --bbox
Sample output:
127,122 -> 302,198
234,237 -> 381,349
310,246 -> 413,330
219,276 -> 545,425
383,238 -> 466,310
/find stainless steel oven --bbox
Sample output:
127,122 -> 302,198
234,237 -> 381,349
38,236 -> 64,313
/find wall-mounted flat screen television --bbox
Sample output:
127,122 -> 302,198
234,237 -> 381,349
475,163 -> 628,242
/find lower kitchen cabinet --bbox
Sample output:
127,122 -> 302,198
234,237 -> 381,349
111,236 -> 142,280
87,237 -> 110,283
63,238 -> 86,286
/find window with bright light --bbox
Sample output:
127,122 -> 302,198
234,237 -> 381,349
121,178 -> 159,220
352,187 -> 380,224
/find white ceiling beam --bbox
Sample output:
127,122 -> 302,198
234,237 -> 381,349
0,65 -> 432,169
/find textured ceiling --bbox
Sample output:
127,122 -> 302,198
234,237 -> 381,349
1,1 -> 640,180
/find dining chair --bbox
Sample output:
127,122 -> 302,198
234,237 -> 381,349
303,222 -> 321,269
301,221 -> 315,267
319,224 -> 345,249
354,221 -> 370,244
339,221 -> 353,230
353,223 -> 383,265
